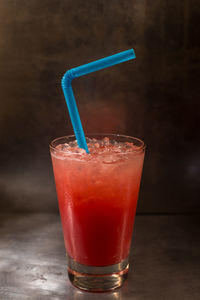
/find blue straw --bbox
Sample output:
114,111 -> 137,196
61,49 -> 136,153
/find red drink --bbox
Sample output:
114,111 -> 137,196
50,134 -> 145,291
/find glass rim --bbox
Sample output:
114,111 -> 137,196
50,133 -> 146,155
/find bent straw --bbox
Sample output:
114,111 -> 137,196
61,49 -> 136,153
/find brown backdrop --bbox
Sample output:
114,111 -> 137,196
0,0 -> 200,213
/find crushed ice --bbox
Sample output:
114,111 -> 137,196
53,137 -> 140,161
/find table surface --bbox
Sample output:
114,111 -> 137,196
0,214 -> 199,300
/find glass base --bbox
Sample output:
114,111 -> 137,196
67,256 -> 129,292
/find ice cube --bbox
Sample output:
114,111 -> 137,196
102,155 -> 115,164
102,137 -> 110,146
94,143 -> 100,148
74,147 -> 86,154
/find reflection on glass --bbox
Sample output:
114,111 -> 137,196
71,289 -> 122,300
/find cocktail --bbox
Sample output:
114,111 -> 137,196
50,49 -> 146,291
50,134 -> 145,291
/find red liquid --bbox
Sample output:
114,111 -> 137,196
51,142 -> 144,266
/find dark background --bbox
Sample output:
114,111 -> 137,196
0,0 -> 200,214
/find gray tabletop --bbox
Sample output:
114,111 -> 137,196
0,214 -> 199,300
